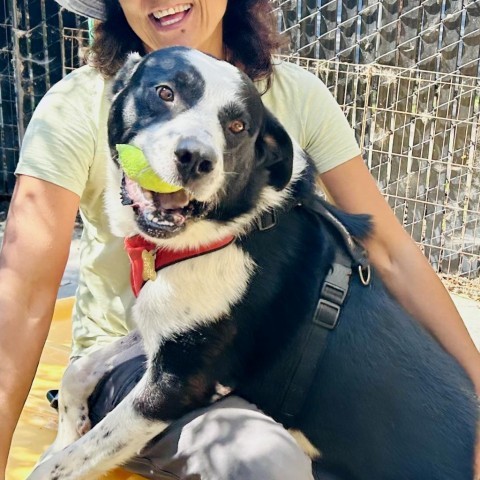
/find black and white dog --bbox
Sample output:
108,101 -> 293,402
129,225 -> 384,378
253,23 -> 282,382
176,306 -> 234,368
29,47 -> 478,480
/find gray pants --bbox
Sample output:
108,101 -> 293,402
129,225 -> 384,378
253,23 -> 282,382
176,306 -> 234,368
87,351 -> 315,480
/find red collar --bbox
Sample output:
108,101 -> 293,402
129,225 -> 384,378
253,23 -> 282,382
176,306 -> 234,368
124,235 -> 235,297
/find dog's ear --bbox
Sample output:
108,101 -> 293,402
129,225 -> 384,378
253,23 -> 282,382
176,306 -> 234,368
111,52 -> 142,97
256,109 -> 294,190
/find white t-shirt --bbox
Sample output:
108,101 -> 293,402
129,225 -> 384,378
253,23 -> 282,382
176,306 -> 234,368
16,59 -> 361,356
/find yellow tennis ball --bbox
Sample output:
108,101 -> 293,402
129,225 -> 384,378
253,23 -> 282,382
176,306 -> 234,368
116,144 -> 182,194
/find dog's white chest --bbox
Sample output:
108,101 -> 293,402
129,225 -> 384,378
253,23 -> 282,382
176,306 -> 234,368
133,244 -> 255,355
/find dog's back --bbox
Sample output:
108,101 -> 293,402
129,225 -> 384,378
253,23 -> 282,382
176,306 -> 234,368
228,180 -> 477,479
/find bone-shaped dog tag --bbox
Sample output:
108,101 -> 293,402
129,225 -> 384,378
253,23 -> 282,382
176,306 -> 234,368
142,249 -> 157,282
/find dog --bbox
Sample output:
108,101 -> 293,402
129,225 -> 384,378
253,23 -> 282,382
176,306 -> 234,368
29,47 -> 478,480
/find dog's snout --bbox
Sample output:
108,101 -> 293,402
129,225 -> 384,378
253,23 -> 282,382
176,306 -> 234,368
175,137 -> 217,180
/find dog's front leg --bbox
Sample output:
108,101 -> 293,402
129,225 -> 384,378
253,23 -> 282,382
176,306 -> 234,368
29,355 -> 157,480
28,377 -> 166,480
41,330 -> 143,462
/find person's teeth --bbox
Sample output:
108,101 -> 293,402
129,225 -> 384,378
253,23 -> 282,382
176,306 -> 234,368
152,4 -> 191,20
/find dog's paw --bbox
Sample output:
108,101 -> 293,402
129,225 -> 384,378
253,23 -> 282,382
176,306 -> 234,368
28,455 -> 95,480
27,459 -> 72,480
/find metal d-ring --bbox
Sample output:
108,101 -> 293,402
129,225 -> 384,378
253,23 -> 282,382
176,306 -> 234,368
358,264 -> 371,286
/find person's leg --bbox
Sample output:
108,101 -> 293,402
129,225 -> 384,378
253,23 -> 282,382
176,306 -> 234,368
129,395 -> 314,480
87,350 -> 313,480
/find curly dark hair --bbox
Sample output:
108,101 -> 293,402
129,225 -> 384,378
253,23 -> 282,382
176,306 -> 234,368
88,1 -> 284,85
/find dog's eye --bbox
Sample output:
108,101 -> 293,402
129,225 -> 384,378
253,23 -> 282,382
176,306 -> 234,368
156,86 -> 174,102
228,120 -> 245,134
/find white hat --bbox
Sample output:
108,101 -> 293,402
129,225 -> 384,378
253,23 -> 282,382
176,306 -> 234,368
56,0 -> 107,21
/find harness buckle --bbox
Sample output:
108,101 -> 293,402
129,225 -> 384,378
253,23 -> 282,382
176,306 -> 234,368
257,209 -> 277,231
313,299 -> 341,330
321,279 -> 347,304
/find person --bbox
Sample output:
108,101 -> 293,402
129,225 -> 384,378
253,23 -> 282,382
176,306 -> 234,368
1,0 -> 479,478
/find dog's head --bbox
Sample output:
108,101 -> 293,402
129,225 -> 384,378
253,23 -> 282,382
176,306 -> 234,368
106,47 -> 298,245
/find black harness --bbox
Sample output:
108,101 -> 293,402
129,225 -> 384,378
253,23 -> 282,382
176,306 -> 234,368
256,196 -> 371,426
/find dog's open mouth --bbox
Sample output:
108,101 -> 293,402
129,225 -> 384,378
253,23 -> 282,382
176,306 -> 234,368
121,175 -> 208,238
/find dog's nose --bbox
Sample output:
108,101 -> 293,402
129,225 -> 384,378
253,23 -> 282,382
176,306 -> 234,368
175,137 -> 217,180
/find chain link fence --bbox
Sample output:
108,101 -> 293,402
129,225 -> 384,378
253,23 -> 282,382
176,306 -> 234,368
0,0 -> 88,196
1,0 -> 479,295
273,0 -> 480,75
286,56 -> 480,297
269,0 -> 480,295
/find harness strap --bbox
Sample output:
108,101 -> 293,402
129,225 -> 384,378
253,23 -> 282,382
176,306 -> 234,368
301,196 -> 369,269
277,248 -> 353,425
254,199 -> 370,426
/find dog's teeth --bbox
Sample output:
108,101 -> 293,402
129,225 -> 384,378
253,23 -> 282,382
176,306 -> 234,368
143,190 -> 153,200
147,213 -> 154,221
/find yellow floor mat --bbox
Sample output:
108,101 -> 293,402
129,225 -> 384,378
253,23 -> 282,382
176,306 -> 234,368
7,297 -> 145,480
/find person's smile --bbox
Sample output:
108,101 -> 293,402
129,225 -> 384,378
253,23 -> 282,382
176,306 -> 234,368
119,0 -> 227,58
149,3 -> 192,31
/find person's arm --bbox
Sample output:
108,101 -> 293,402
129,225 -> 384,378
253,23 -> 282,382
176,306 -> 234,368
320,155 -> 480,392
0,175 -> 79,477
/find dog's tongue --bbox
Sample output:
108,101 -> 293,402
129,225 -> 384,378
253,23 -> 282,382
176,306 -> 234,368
154,189 -> 190,210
